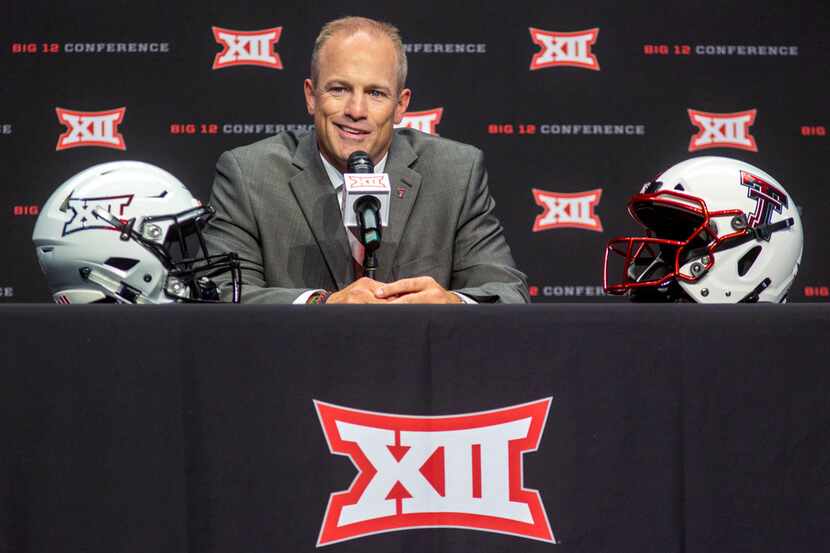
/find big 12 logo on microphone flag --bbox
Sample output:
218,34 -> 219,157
314,398 -> 555,546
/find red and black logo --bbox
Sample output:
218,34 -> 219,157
740,171 -> 787,229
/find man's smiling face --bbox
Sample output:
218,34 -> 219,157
304,30 -> 411,171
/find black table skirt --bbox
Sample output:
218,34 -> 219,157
2,304 -> 828,553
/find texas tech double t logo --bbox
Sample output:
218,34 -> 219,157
314,398 -> 555,546
740,170 -> 788,229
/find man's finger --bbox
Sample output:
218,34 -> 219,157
327,278 -> 390,304
375,277 -> 423,298
389,291 -> 424,304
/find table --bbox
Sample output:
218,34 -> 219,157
2,304 -> 828,553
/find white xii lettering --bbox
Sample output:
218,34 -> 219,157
529,28 -> 600,70
212,26 -> 283,69
532,188 -> 603,232
55,107 -> 126,151
336,419 -> 533,525
688,109 -> 758,152
217,32 -> 276,64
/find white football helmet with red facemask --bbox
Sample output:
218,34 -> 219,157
604,157 -> 803,303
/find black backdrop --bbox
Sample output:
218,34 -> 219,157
3,1 -> 828,302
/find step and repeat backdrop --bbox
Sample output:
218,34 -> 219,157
3,1 -> 828,302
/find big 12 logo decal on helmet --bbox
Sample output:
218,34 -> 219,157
529,27 -> 600,70
212,26 -> 283,69
395,108 -> 443,135
62,194 -> 134,236
688,109 -> 758,152
314,398 -> 555,546
56,107 -> 127,151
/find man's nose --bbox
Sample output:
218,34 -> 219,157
344,91 -> 368,120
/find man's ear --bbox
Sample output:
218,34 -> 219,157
304,79 -> 316,115
393,88 -> 412,124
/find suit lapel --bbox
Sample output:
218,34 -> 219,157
288,132 -> 353,290
376,134 -> 421,283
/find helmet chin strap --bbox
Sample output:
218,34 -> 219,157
93,207 -> 174,268
738,217 -> 795,243
679,216 -> 795,266
692,217 -> 793,303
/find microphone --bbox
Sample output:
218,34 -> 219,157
347,150 -> 374,174
344,151 -> 390,253
354,195 -> 382,251
344,151 -> 390,280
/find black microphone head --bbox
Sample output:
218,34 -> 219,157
354,195 -> 381,214
347,151 -> 374,174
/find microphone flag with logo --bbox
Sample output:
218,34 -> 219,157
343,151 -> 391,253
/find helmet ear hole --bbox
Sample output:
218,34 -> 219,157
737,245 -> 762,277
104,257 -> 140,271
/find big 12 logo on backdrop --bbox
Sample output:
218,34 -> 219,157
314,398 -> 555,546
55,107 -> 127,151
529,27 -> 600,70
532,189 -> 603,232
395,108 -> 443,135
212,26 -> 283,69
688,109 -> 758,152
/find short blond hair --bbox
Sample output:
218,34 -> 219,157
310,16 -> 408,93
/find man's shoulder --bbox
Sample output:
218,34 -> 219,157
224,129 -> 312,165
394,128 -> 482,162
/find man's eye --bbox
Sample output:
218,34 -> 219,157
368,90 -> 387,98
328,86 -> 347,95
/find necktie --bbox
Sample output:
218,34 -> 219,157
337,183 -> 365,276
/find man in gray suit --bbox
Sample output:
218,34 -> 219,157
204,16 -> 528,304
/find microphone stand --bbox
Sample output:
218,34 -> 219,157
364,250 -> 378,280
355,194 -> 382,280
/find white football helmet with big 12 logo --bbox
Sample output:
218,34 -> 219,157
604,156 -> 803,303
33,161 -> 242,304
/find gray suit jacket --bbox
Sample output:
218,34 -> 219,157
203,128 -> 529,303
